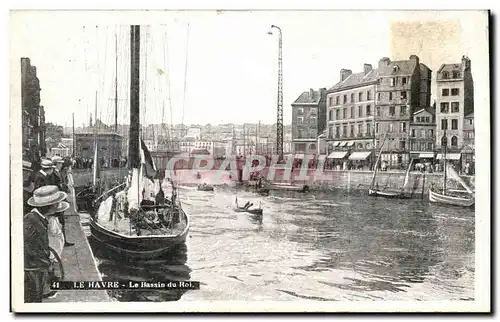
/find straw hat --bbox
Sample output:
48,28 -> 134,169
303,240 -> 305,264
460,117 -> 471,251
52,156 -> 64,164
45,201 -> 70,215
41,159 -> 55,169
27,185 -> 68,208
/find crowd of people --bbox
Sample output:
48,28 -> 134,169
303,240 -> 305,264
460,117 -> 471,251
23,156 -> 75,303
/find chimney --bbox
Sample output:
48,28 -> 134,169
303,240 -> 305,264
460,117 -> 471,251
378,57 -> 391,68
309,88 -> 314,99
409,54 -> 420,65
363,63 -> 373,75
340,69 -> 353,82
462,55 -> 471,71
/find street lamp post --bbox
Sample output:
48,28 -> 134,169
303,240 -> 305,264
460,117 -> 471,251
268,25 -> 284,163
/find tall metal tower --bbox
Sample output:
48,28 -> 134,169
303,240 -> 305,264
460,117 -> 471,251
269,25 -> 283,162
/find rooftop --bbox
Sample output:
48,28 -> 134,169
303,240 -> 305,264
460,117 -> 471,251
292,88 -> 324,105
328,70 -> 378,92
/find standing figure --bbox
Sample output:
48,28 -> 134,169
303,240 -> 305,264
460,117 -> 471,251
24,185 -> 69,302
50,156 -> 74,247
33,159 -> 55,190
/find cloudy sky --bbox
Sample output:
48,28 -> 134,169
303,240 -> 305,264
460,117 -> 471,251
10,10 -> 489,127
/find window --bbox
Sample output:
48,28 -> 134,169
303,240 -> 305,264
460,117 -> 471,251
451,88 -> 459,96
400,140 -> 406,150
400,105 -> 407,116
389,106 -> 395,115
452,119 -> 458,130
429,129 -> 434,137
441,136 -> 448,147
440,102 -> 449,113
310,108 -> 317,115
328,97 -> 333,106
377,92 -> 381,101
389,123 -> 394,132
351,93 -> 355,103
421,129 -> 426,138
336,96 -> 340,105
366,105 -> 371,116
359,92 -> 363,101
376,106 -> 381,117
402,77 -> 407,85
297,117 -> 303,124
401,122 -> 407,133
425,117 -> 430,123
401,91 -> 407,99
427,143 -> 433,151
343,95 -> 347,104
335,126 -> 340,137
350,125 -> 355,137
343,108 -> 347,119
442,88 -> 449,96
389,92 -> 393,100
358,123 -> 362,135
358,106 -> 363,117
451,136 -> 458,147
351,106 -> 355,118
452,71 -> 460,78
366,123 -> 371,135
451,102 -> 459,112
441,119 -> 448,130
376,122 -> 379,133
367,91 -> 371,100
411,129 -> 416,137
310,117 -> 317,125
329,110 -> 334,121
442,72 -> 449,79
343,125 -> 347,137
297,108 -> 304,114
335,109 -> 340,120
390,78 -> 396,86
469,119 -> 473,125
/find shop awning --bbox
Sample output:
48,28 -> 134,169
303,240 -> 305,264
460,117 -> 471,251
436,153 -> 461,160
411,152 -> 435,158
346,141 -> 355,147
339,142 -> 348,147
333,141 -> 340,147
327,151 -> 348,159
348,151 -> 372,160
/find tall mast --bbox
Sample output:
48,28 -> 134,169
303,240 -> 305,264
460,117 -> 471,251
114,32 -> 118,133
128,25 -> 141,169
443,129 -> 448,195
72,113 -> 75,157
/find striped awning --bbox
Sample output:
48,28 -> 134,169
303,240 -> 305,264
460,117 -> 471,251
436,153 -> 461,160
327,151 -> 348,159
339,142 -> 348,147
411,152 -> 435,158
333,141 -> 340,147
348,151 -> 372,160
346,141 -> 355,147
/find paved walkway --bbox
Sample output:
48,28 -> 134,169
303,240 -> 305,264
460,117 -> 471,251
43,189 -> 111,302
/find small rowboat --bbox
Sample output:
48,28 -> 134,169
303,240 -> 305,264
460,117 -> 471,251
197,184 -> 214,192
234,197 -> 263,216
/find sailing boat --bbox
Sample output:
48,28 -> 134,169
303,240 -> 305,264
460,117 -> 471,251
429,130 -> 474,207
368,134 -> 413,199
87,25 -> 190,260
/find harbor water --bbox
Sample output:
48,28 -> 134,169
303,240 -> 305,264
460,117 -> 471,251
82,186 -> 474,302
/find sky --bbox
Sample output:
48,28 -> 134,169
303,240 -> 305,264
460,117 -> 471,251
10,10 -> 489,127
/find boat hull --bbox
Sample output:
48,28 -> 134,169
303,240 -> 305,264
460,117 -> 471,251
89,215 -> 189,261
269,184 -> 309,193
429,189 -> 475,207
368,189 -> 411,199
233,207 -> 263,216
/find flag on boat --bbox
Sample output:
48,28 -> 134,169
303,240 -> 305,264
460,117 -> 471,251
140,139 -> 157,181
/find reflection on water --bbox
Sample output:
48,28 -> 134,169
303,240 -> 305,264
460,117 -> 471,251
83,186 -> 474,302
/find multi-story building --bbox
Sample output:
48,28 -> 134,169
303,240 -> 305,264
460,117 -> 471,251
409,108 -> 436,164
74,132 -> 122,164
435,56 -> 474,166
291,88 -> 326,155
325,64 -> 378,165
21,58 -> 46,166
374,55 -> 432,168
462,112 -> 475,168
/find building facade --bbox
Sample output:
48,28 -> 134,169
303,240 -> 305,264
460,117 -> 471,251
409,108 -> 436,164
435,56 -> 474,165
291,88 -> 326,155
462,112 -> 475,168
325,64 -> 378,166
74,132 -> 122,163
374,55 -> 432,168
21,57 -> 46,166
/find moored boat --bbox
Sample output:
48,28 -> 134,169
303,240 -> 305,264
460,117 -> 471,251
428,188 -> 474,207
197,184 -> 214,191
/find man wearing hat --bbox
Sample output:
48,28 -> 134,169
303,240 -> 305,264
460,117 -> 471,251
24,185 -> 70,302
50,156 -> 74,247
33,159 -> 56,190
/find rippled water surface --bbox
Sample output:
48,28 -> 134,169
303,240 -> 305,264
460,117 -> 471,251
83,186 -> 474,302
